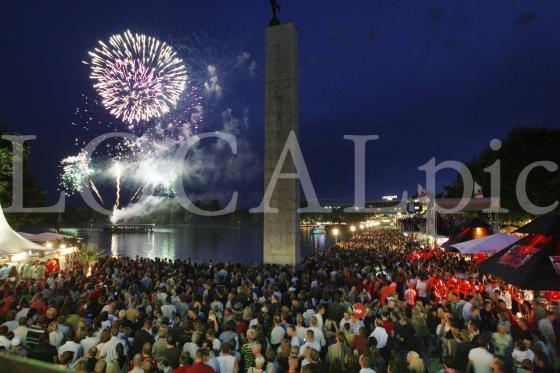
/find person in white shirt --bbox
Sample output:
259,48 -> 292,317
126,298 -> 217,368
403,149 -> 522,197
308,316 -> 325,347
351,317 -> 365,335
101,299 -> 116,315
467,336 -> 494,373
49,322 -> 65,348
358,353 -> 376,373
80,327 -> 99,357
270,316 -> 285,346
286,325 -> 301,348
463,295 -> 474,321
57,330 -> 83,365
313,305 -> 325,329
13,318 -> 28,344
416,278 -> 427,300
295,314 -> 308,343
0,326 -> 10,350
298,330 -> 321,358
216,342 -> 239,373
1,311 -> 18,332
182,332 -> 201,358
339,312 -> 354,331
161,296 -> 177,320
511,340 -> 535,373
369,319 -> 388,349
99,327 -> 127,361
15,306 -> 30,321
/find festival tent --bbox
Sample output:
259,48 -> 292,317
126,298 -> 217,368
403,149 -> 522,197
443,218 -> 492,249
449,233 -> 520,255
19,232 -> 72,243
0,206 -> 51,257
17,232 -> 37,241
478,215 -> 560,290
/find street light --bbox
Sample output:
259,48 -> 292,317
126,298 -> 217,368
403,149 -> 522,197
350,225 -> 356,233
332,228 -> 339,244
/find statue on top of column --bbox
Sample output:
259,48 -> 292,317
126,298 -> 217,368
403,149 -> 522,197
269,0 -> 281,26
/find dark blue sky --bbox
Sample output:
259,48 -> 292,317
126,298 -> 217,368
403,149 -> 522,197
1,1 -> 559,207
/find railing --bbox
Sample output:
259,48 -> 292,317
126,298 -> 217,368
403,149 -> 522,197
0,353 -> 66,373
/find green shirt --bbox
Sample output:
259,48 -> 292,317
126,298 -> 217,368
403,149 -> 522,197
492,332 -> 512,357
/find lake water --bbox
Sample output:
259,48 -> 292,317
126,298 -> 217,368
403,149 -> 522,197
58,226 -> 342,263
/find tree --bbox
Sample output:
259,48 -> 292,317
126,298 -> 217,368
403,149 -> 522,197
445,127 -> 560,222
75,244 -> 102,275
0,118 -> 46,227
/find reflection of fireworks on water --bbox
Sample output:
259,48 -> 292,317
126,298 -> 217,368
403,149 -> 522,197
87,30 -> 188,125
60,151 -> 104,203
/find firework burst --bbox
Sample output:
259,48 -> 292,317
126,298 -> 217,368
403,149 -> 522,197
88,30 -> 188,125
60,151 -> 104,203
60,151 -> 93,193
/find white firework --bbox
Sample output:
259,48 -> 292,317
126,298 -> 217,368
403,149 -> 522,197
88,30 -> 187,124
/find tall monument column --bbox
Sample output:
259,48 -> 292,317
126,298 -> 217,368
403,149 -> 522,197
263,22 -> 300,265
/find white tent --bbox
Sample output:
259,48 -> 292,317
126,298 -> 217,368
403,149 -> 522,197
18,232 -> 72,243
450,233 -> 520,255
0,206 -> 51,257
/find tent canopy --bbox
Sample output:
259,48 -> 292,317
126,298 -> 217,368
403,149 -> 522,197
18,232 -> 72,243
0,206 -> 51,256
449,233 -> 520,255
443,218 -> 492,248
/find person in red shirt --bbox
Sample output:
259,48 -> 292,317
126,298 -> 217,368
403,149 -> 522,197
351,327 -> 369,355
381,312 -> 395,337
174,351 -> 192,373
0,290 -> 16,318
186,349 -> 215,373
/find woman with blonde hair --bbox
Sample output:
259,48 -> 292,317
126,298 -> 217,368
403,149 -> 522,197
75,319 -> 88,340
242,307 -> 253,322
248,355 -> 266,373
48,321 -> 64,348
406,351 -> 425,373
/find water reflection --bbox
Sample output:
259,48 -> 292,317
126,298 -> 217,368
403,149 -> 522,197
63,226 -> 331,263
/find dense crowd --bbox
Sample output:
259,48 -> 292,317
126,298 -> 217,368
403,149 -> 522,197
0,229 -> 559,373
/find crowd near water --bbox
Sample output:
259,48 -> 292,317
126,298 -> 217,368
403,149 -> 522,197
0,229 -> 559,373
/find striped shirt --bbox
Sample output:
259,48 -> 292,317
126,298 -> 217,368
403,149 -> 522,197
240,342 -> 255,372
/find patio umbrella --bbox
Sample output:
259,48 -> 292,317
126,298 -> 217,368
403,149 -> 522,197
515,214 -> 560,236
478,233 -> 560,290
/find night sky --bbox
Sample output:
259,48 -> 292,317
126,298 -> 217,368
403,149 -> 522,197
1,1 -> 560,208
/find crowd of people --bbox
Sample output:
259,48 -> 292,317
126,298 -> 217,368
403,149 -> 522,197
0,229 -> 559,373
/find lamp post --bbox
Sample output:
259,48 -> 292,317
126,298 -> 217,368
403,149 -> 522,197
332,228 -> 339,244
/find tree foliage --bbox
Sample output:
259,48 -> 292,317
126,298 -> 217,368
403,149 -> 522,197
0,118 -> 46,227
445,127 -> 560,222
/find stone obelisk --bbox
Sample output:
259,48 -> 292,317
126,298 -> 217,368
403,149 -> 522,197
263,22 -> 300,265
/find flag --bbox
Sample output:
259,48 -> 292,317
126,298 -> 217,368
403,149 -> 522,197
417,184 -> 428,204
474,182 -> 483,199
